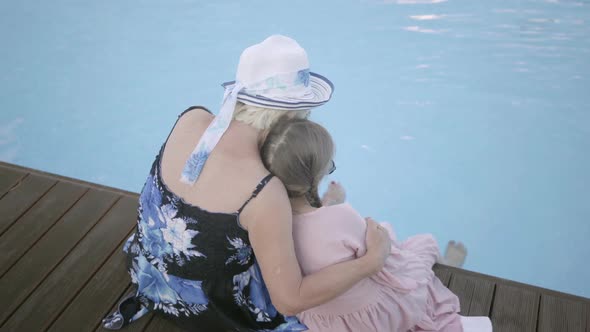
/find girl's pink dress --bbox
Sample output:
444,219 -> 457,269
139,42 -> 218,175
293,203 -> 492,332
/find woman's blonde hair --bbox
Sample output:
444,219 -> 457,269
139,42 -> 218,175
233,102 -> 310,130
260,117 -> 334,208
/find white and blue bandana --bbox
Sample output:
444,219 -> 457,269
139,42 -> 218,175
180,69 -> 333,185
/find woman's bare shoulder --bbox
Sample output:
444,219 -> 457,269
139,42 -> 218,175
240,176 -> 292,230
178,106 -> 214,125
167,106 -> 214,140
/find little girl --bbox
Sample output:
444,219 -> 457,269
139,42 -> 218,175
260,117 -> 492,332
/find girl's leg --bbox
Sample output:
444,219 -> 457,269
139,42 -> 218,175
321,181 -> 346,206
439,241 -> 468,268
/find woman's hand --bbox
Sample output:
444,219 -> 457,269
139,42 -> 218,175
363,217 -> 391,274
247,180 -> 394,315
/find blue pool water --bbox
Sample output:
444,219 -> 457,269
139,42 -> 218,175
1,0 -> 589,298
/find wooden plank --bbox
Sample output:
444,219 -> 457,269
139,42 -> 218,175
433,264 -> 453,286
436,264 -> 590,304
0,166 -> 27,197
0,181 -> 87,275
538,294 -> 588,332
0,195 -> 138,331
48,228 -> 135,331
0,174 -> 56,235
0,161 -> 138,198
491,284 -> 539,332
448,272 -> 495,316
95,284 -> 154,332
3,161 -> 590,332
144,314 -> 186,332
0,189 -> 119,324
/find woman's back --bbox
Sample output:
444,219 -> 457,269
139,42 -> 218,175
160,106 -> 272,219
112,106 -> 306,331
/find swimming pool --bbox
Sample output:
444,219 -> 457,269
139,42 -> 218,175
1,0 -> 589,298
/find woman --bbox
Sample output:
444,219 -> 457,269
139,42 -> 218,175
102,35 -> 391,331
260,117 -> 493,332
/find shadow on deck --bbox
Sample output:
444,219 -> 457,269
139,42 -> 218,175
0,161 -> 588,331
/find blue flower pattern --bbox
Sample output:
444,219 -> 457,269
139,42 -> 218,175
226,236 -> 253,266
180,149 -> 209,184
122,156 -> 306,331
295,69 -> 310,87
231,264 -> 306,330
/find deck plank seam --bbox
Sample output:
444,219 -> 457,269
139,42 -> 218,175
46,224 -> 137,331
487,283 -> 497,319
0,187 -> 91,279
466,279 -> 475,315
0,178 -> 58,238
0,172 -> 29,199
535,293 -> 542,332
0,195 -> 123,328
446,272 -> 454,288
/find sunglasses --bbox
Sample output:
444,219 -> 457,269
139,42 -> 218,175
328,160 -> 336,175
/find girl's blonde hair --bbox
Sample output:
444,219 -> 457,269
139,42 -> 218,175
260,117 -> 334,208
233,102 -> 310,130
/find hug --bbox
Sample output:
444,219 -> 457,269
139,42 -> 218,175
102,35 -> 492,332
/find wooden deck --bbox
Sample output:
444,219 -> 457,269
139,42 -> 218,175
0,160 -> 588,332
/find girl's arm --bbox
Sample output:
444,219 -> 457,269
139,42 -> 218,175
243,178 -> 390,316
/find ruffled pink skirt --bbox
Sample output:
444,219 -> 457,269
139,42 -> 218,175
297,227 -> 491,331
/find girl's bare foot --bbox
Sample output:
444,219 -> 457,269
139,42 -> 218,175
321,181 -> 346,206
442,240 -> 467,268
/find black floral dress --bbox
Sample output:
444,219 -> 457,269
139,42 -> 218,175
102,107 -> 306,332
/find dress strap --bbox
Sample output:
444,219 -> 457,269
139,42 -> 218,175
237,174 -> 274,214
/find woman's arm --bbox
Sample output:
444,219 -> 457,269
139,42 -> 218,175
244,179 -> 390,316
